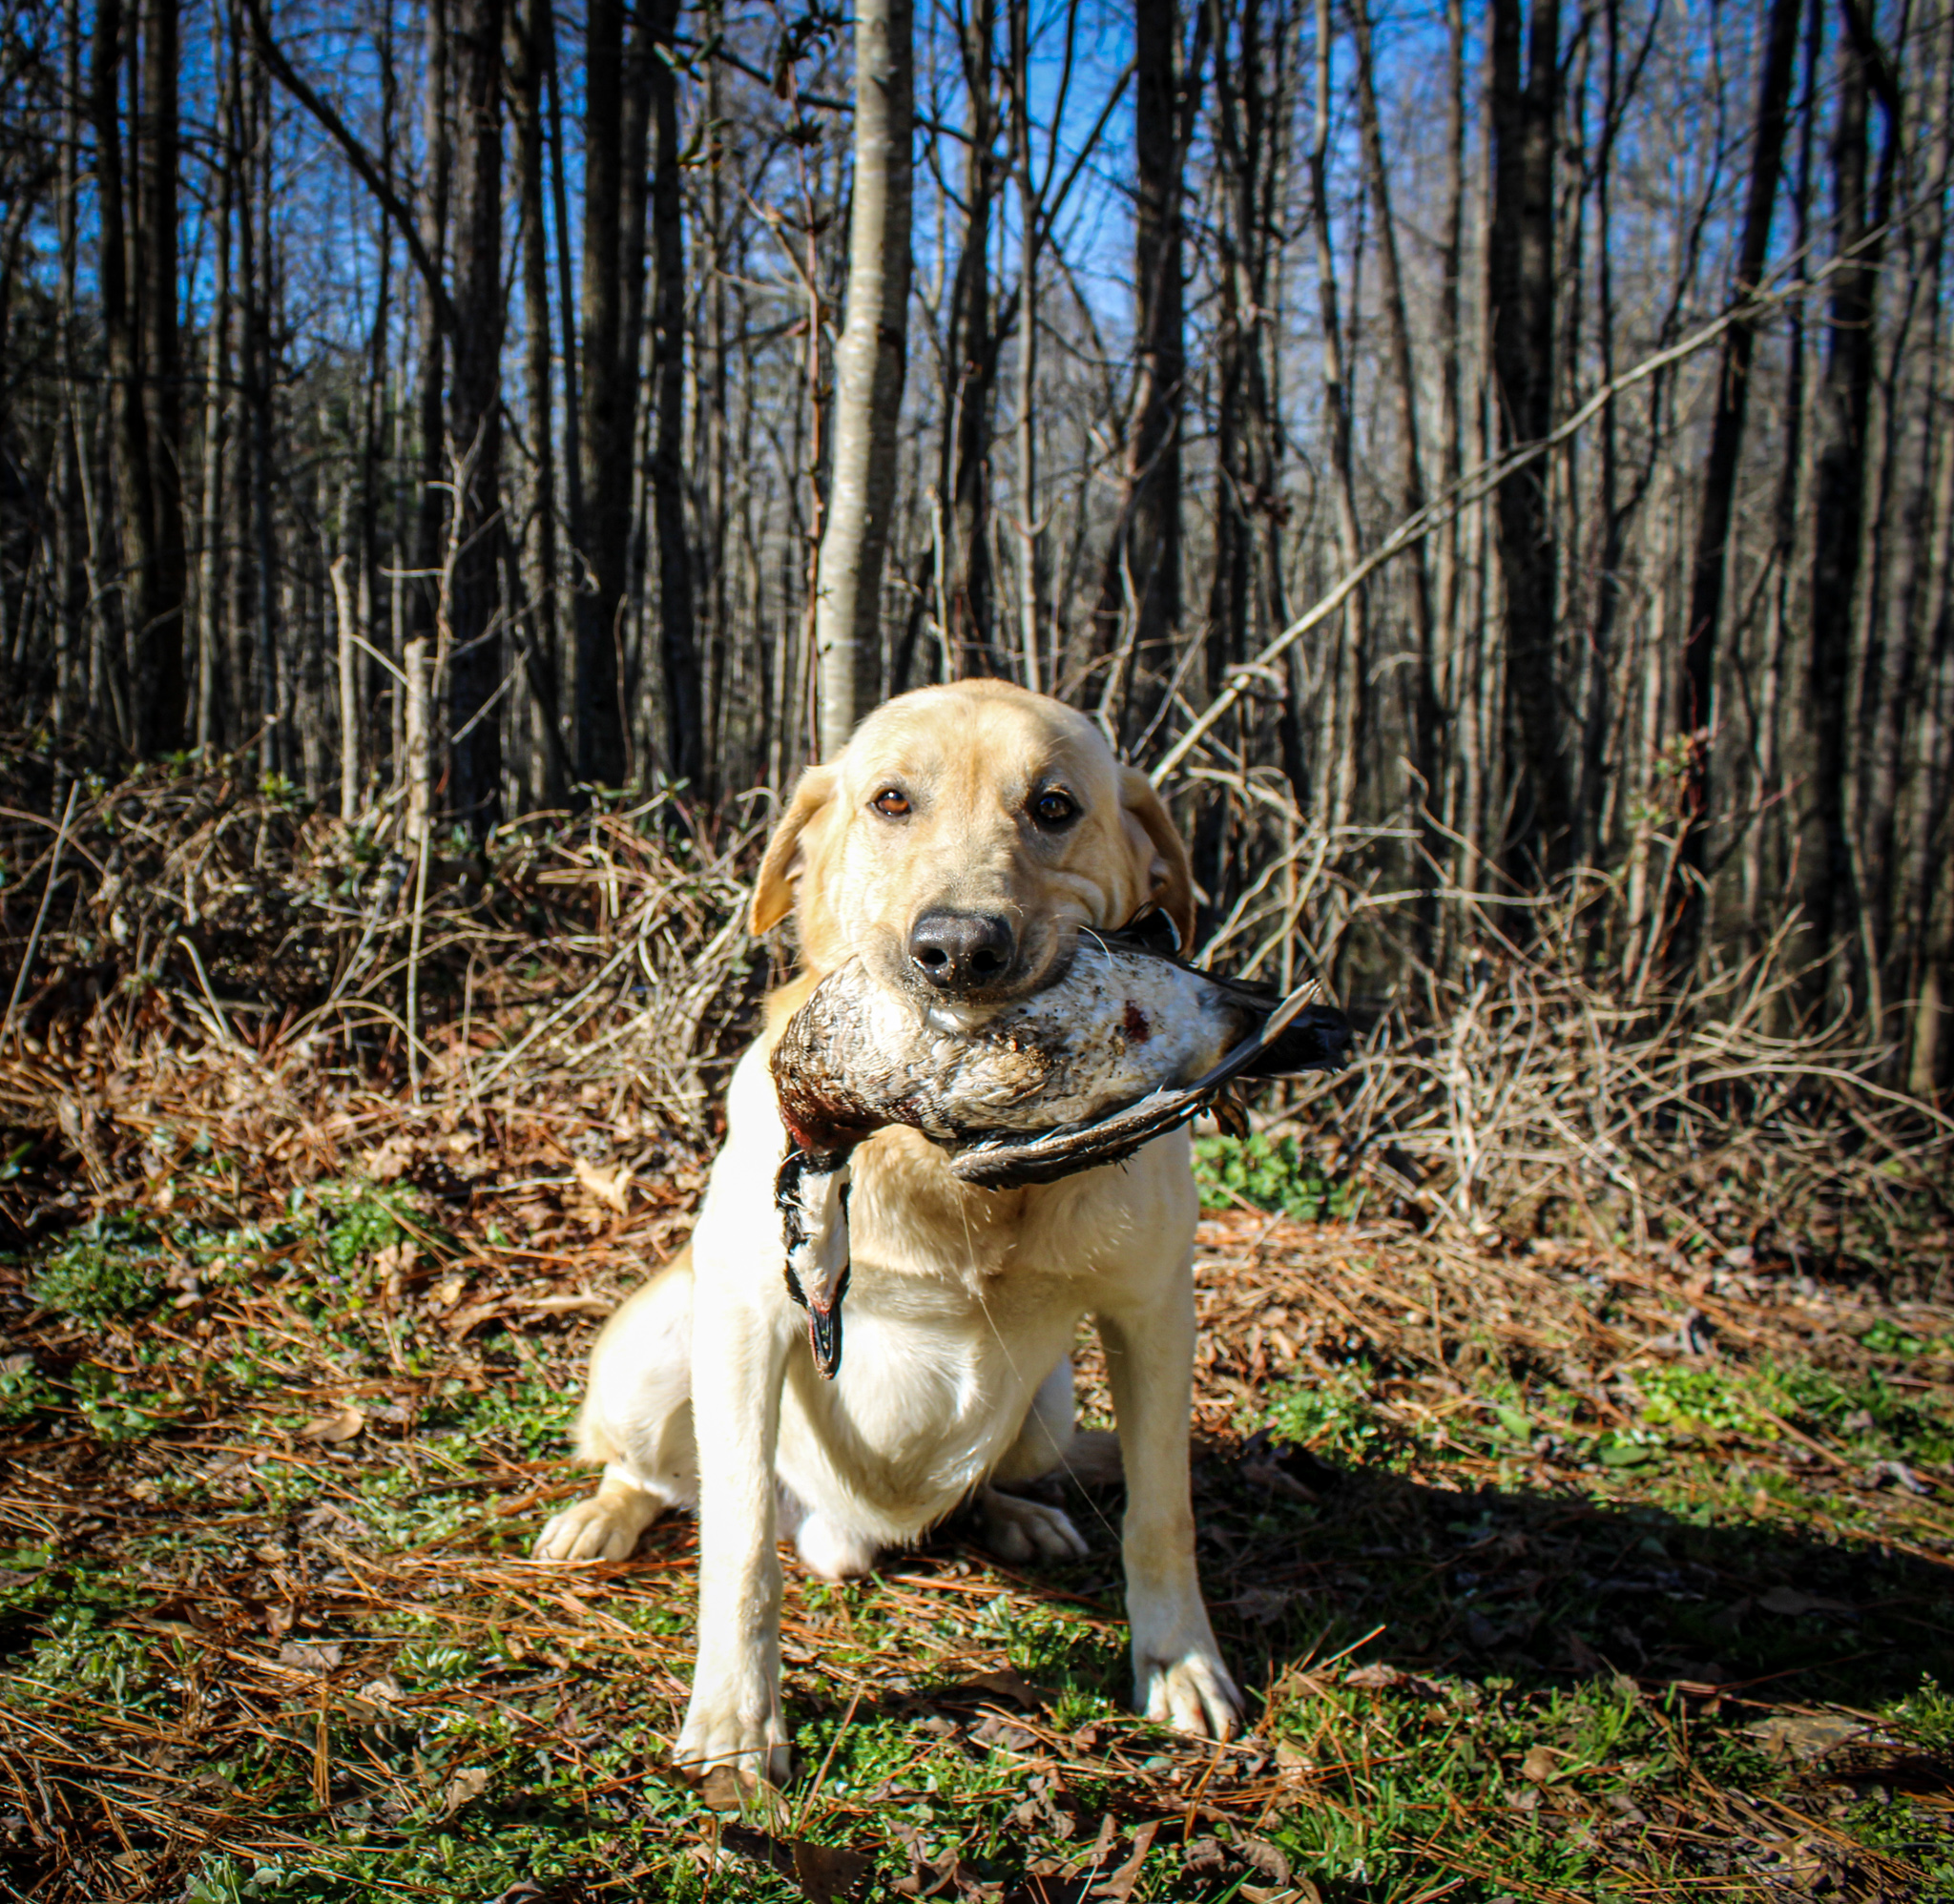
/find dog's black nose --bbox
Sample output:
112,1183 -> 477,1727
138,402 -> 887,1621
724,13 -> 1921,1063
908,909 -> 1015,992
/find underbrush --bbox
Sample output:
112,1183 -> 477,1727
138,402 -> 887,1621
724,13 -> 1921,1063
2,754 -> 1952,1900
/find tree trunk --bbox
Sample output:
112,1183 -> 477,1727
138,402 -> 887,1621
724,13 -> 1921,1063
412,0 -> 450,690
511,0 -> 566,803
1352,0 -> 1441,883
194,11 -> 233,755
573,0 -> 653,787
93,0 -> 156,755
1008,0 -> 1041,693
445,0 -> 506,827
1487,0 -> 1569,880
1309,0 -> 1365,836
53,0 -> 87,736
944,0 -> 1000,676
1673,0 -> 1800,921
1800,4 -> 1898,994
814,0 -> 914,760
1436,0 -> 1466,869
647,0 -> 701,796
135,0 -> 187,751
1097,0 -> 1201,749
545,3 -> 582,763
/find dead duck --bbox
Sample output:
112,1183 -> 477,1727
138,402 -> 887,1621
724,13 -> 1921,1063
770,913 -> 1352,1376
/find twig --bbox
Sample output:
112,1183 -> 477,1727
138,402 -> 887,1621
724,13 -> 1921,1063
3,780 -> 79,1044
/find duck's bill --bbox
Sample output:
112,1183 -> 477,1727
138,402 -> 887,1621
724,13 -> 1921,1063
947,991 -> 1352,1190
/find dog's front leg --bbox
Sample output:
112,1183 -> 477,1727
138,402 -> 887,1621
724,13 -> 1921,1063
1097,1270 -> 1244,1741
674,1274 -> 793,1784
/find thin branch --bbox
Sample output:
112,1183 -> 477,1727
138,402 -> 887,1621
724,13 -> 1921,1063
241,0 -> 457,333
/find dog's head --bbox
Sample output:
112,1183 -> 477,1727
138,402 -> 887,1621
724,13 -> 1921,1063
750,682 -> 1193,1009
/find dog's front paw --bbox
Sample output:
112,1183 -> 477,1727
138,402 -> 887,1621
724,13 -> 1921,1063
676,1683 -> 791,1786
532,1486 -> 660,1562
975,1486 -> 1089,1563
1136,1644 -> 1244,1742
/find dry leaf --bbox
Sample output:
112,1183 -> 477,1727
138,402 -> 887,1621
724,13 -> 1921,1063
294,1402 -> 365,1443
374,1240 -> 418,1281
791,1840 -> 871,1903
1237,1838 -> 1292,1885
366,1134 -> 415,1181
1520,1744 -> 1562,1783
1091,1820 -> 1159,1902
277,1640 -> 343,1671
967,1666 -> 1049,1709
1758,1584 -> 1853,1617
574,1156 -> 634,1212
700,1764 -> 757,1812
433,1273 -> 468,1308
443,1765 -> 490,1814
444,1299 -> 506,1339
1744,1713 -> 1863,1761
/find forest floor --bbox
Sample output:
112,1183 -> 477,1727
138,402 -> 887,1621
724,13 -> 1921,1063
3,1045 -> 1953,1904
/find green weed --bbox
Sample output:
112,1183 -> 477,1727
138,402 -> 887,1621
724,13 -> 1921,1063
1633,1362 -> 1779,1440
1262,1362 -> 1388,1463
1193,1131 -> 1358,1222
0,1355 -> 49,1423
27,1213 -> 167,1320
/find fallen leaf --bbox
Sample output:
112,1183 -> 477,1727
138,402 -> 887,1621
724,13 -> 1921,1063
365,1135 -> 415,1181
967,1666 -> 1050,1709
432,1273 -> 469,1307
1237,1836 -> 1292,1885
1520,1744 -> 1563,1783
1758,1584 -> 1854,1617
374,1240 -> 417,1288
277,1640 -> 343,1671
1231,1585 -> 1294,1624
1344,1661 -> 1403,1690
1091,1820 -> 1158,1902
700,1764 -> 757,1812
574,1156 -> 634,1212
1745,1713 -> 1864,1761
444,1300 -> 505,1338
294,1403 -> 365,1443
443,1765 -> 490,1814
791,1839 -> 871,1903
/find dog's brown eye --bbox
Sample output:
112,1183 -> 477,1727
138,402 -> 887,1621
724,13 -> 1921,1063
873,787 -> 911,818
1031,789 -> 1077,828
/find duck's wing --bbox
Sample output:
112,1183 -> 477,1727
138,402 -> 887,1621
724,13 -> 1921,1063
946,983 -> 1352,1190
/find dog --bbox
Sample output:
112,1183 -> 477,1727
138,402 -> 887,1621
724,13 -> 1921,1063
534,680 -> 1242,1779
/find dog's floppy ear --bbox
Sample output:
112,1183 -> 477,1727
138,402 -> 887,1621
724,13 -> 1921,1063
1118,768 -> 1195,948
750,765 -> 838,935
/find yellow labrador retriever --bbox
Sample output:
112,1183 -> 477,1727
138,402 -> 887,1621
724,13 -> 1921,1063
534,681 -> 1242,1777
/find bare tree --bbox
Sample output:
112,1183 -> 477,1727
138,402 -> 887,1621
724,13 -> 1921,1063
1488,0 -> 1569,880
647,0 -> 701,797
446,0 -> 507,826
1674,0 -> 1801,938
814,0 -> 913,760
